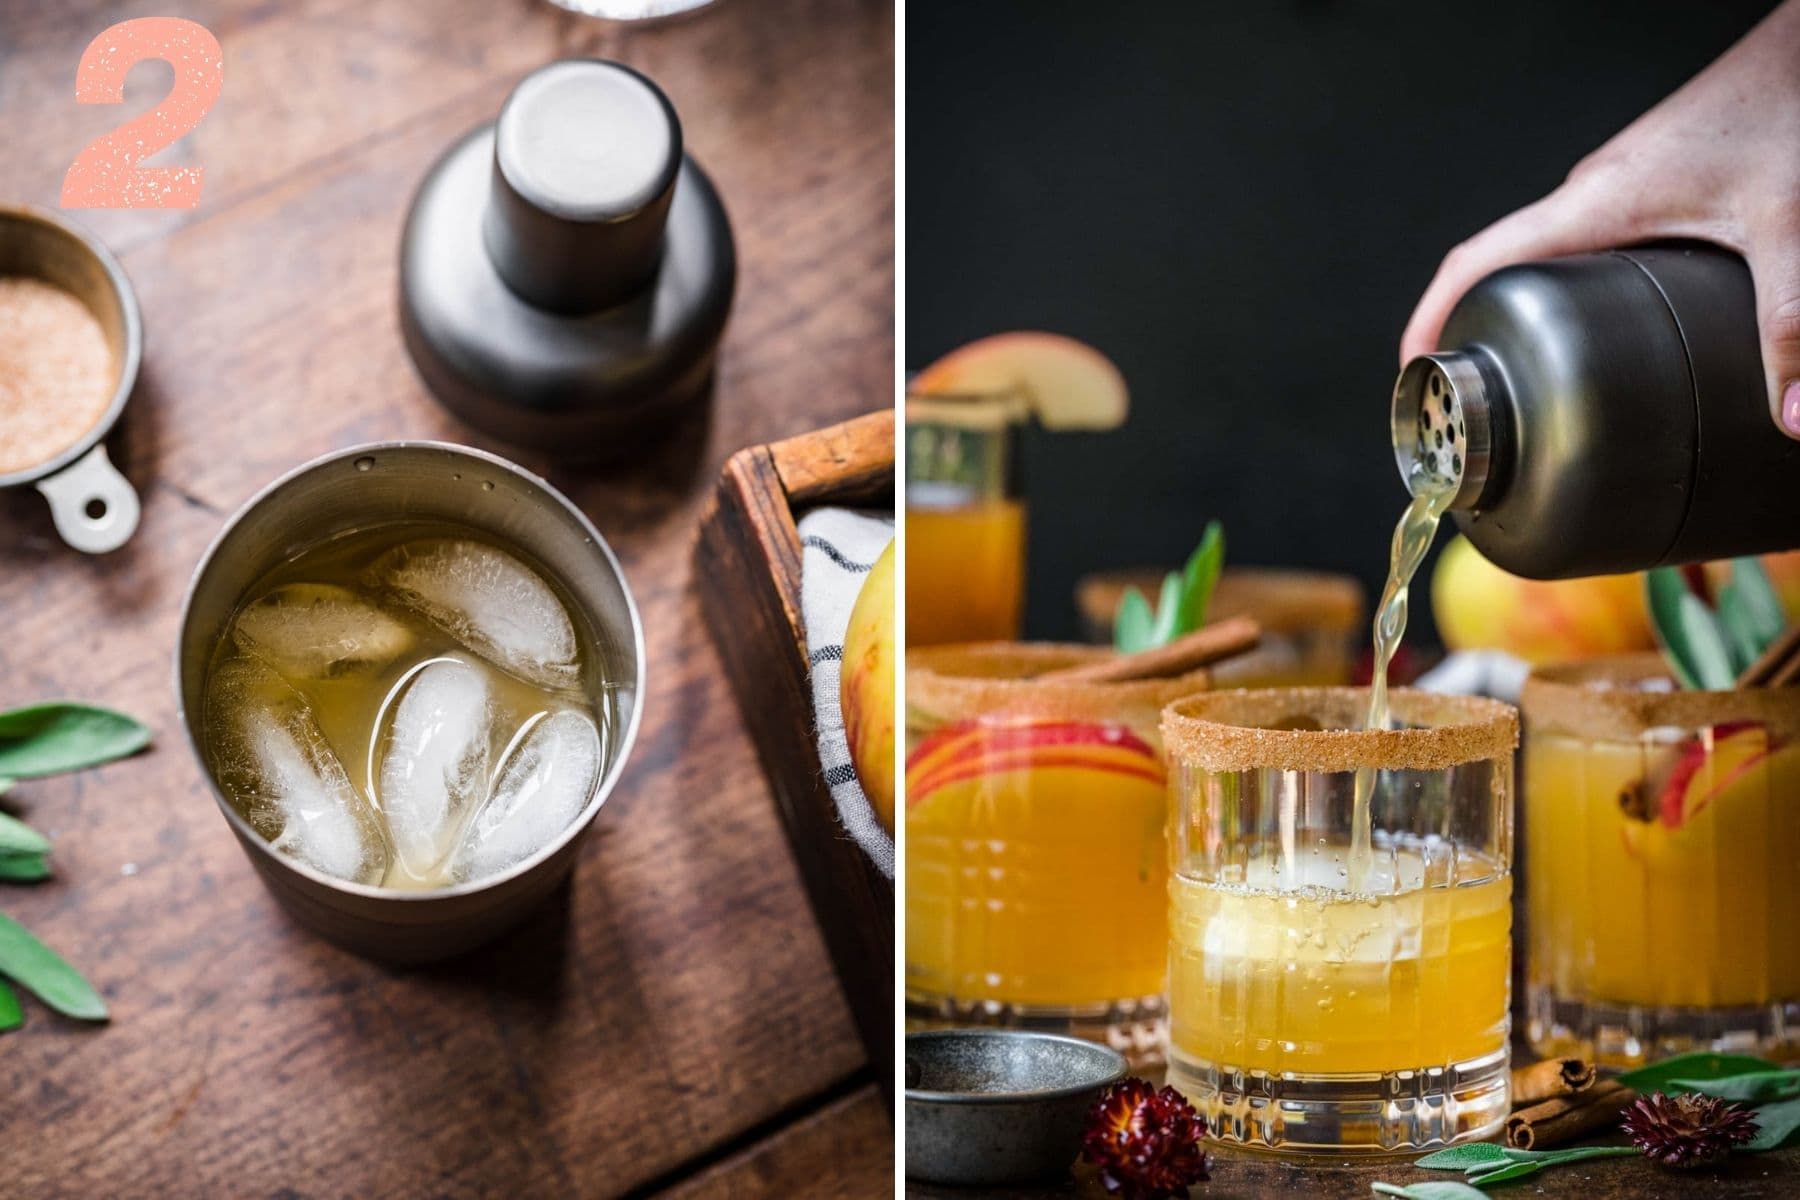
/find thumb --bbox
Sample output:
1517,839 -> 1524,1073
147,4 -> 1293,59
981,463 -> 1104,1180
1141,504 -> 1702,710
1748,228 -> 1800,440
1400,177 -> 1630,365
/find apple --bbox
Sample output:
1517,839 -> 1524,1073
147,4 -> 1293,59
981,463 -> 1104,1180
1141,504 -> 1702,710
906,719 -> 1162,810
1656,722 -> 1775,829
1432,534 -> 1655,664
912,332 -> 1128,430
842,539 -> 896,833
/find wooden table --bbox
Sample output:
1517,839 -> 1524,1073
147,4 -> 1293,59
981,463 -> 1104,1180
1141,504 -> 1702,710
0,0 -> 893,1194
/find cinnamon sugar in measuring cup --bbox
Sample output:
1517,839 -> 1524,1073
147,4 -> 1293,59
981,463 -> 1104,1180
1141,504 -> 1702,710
0,204 -> 142,553
0,277 -> 116,475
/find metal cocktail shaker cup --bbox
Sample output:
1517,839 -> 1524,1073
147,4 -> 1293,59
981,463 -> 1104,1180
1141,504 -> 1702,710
1391,245 -> 1800,579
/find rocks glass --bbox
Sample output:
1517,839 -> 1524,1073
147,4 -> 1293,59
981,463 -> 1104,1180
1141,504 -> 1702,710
905,643 -> 1210,1065
1522,655 -> 1800,1067
1162,687 -> 1518,1153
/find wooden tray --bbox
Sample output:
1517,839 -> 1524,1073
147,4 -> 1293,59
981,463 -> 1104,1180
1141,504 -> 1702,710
695,409 -> 895,1107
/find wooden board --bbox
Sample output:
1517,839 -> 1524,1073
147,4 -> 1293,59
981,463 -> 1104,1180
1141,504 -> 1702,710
696,409 -> 896,1108
0,0 -> 894,1194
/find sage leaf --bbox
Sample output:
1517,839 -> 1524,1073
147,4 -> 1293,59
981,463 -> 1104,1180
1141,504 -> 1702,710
1745,1097 -> 1800,1152
0,811 -> 50,856
0,703 -> 150,780
1115,586 -> 1156,654
1414,1144 -> 1509,1170
1468,1147 -> 1636,1184
1715,585 -> 1766,674
1372,1182 -> 1487,1199
0,979 -> 20,1031
0,912 -> 106,1020
1178,520 -> 1225,633
1112,521 -> 1227,653
1667,1070 -> 1800,1103
0,852 -> 50,883
1729,557 -> 1787,645
1646,568 -> 1735,689
1617,1051 -> 1778,1092
1150,569 -> 1186,648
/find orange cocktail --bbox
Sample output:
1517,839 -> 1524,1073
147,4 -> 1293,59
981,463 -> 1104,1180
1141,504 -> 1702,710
1523,657 -> 1800,1065
905,643 -> 1209,1063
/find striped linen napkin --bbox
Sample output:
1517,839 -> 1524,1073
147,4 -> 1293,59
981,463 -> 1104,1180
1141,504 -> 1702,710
796,506 -> 895,879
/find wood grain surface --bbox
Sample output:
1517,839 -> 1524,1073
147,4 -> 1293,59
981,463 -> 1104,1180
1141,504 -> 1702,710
0,0 -> 894,1196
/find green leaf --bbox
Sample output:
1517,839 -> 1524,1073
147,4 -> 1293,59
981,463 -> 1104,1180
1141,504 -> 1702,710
1114,586 -> 1156,654
1744,1097 -> 1800,1151
1729,558 -> 1788,645
1646,569 -> 1735,689
1616,1052 -> 1778,1092
0,703 -> 150,780
1715,582 -> 1766,674
0,811 -> 50,856
1178,520 -> 1225,632
1415,1144 -> 1509,1170
1666,1070 -> 1800,1103
1371,1183 -> 1487,1199
1148,569 -> 1186,648
0,912 -> 106,1020
0,852 -> 50,883
0,979 -> 20,1031
1112,522 -> 1228,653
1473,1147 -> 1636,1181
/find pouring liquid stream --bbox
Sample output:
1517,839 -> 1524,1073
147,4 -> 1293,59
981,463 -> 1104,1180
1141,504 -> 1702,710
1344,467 -> 1455,890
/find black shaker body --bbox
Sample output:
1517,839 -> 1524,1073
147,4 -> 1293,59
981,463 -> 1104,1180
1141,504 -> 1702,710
1392,245 -> 1800,579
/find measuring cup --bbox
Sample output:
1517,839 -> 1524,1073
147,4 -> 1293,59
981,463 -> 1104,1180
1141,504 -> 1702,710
0,204 -> 142,553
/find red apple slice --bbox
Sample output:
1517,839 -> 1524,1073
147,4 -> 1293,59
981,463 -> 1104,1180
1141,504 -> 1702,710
1656,721 -> 1775,829
913,333 -> 1128,431
906,720 -> 1161,808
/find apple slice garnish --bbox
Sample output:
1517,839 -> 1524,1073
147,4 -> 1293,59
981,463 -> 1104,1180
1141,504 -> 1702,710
912,332 -> 1128,431
1656,721 -> 1774,828
905,719 -> 1161,809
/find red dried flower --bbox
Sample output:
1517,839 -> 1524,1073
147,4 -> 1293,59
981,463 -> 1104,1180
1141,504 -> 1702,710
1081,1077 -> 1211,1199
1621,1092 -> 1759,1169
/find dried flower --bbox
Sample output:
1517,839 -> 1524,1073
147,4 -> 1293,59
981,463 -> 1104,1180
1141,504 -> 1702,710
1081,1077 -> 1211,1198
1621,1091 -> 1759,1169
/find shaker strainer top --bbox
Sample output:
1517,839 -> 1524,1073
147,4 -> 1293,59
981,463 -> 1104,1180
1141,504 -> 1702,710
1391,350 -> 1495,509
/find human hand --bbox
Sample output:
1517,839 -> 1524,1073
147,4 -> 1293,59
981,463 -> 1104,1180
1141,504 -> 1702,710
1400,0 -> 1800,439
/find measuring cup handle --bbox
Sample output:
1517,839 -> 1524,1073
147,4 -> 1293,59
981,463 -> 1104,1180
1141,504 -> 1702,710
35,444 -> 141,554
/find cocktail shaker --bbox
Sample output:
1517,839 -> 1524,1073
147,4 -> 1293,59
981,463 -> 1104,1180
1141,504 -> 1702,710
1391,245 -> 1800,579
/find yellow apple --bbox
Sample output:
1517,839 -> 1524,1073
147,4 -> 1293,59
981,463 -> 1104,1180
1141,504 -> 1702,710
913,332 -> 1128,430
841,538 -> 895,833
1432,534 -> 1655,664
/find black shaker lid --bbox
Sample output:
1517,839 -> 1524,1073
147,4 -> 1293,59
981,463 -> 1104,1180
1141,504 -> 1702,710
398,56 -> 736,461
483,60 -> 682,314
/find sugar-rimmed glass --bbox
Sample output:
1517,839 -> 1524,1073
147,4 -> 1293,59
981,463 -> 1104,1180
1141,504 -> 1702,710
905,643 -> 1211,1065
1161,687 -> 1518,1153
1521,655 -> 1800,1066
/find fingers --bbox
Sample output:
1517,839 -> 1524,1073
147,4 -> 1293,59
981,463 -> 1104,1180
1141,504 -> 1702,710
1399,178 -> 1631,364
1747,221 -> 1800,439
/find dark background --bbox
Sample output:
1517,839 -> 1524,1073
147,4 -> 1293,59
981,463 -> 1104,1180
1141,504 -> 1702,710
907,0 -> 1778,643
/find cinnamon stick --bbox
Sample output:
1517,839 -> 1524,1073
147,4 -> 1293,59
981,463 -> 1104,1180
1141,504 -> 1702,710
1505,1079 -> 1634,1150
1736,623 -> 1800,689
1038,616 -> 1261,685
1510,1057 -> 1597,1108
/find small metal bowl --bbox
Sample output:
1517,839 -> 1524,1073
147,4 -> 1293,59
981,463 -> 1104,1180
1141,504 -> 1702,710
0,204 -> 142,553
175,442 -> 644,963
905,1030 -> 1128,1187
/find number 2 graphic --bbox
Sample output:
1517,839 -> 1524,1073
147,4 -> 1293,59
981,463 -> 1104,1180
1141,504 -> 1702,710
61,18 -> 223,210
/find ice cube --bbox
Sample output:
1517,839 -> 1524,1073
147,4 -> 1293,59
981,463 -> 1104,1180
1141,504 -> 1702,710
449,708 -> 601,882
233,582 -> 413,679
204,658 -> 388,885
375,657 -> 491,879
367,540 -> 579,690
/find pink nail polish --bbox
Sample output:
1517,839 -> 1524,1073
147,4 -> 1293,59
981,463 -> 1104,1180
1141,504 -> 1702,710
1785,381 -> 1800,436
